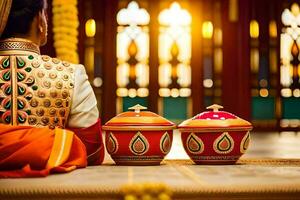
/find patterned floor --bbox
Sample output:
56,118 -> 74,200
1,131 -> 300,200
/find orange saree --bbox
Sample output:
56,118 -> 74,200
0,124 -> 87,178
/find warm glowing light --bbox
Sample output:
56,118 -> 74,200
214,28 -> 222,45
214,48 -> 223,73
179,88 -> 191,97
293,89 -> 300,97
250,20 -> 259,39
269,49 -> 277,73
128,88 -> 137,98
93,77 -> 102,87
203,79 -> 213,88
177,64 -> 191,87
250,49 -> 259,72
281,119 -> 300,128
117,1 -> 150,25
259,88 -> 269,97
84,46 -> 94,76
117,88 -> 128,97
117,63 -> 130,87
280,64 -> 292,87
159,64 -> 172,87
282,3 -> 300,32
290,119 -> 300,127
159,88 -> 171,97
281,88 -> 292,97
135,64 -> 149,88
202,21 -> 214,39
269,20 -> 277,38
85,19 -> 96,37
137,88 -> 149,97
280,119 -> 289,128
291,3 -> 300,16
229,0 -> 238,22
170,88 -> 180,98
158,2 -> 191,26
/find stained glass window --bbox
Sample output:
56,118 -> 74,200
157,2 -> 192,122
281,3 -> 300,94
280,3 -> 300,128
116,1 -> 150,112
158,2 -> 191,98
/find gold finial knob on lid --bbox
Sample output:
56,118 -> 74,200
128,104 -> 147,114
206,104 -> 223,112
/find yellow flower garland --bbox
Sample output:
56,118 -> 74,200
52,0 -> 79,64
121,183 -> 172,200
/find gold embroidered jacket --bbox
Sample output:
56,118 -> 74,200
0,38 -> 98,129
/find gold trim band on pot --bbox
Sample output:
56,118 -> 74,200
106,117 -> 173,125
179,118 -> 252,128
102,125 -> 176,131
178,126 -> 253,132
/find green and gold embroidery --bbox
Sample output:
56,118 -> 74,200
2,57 -> 10,69
3,70 -> 11,81
16,57 -> 25,68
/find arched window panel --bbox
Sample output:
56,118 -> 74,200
157,2 -> 192,122
158,2 -> 192,97
280,3 -> 300,128
281,3 -> 300,90
116,1 -> 150,113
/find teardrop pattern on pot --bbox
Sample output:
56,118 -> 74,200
240,131 -> 250,153
213,132 -> 234,154
186,133 -> 204,154
106,132 -> 118,155
160,132 -> 171,154
129,131 -> 149,155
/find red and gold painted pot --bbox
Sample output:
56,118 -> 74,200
178,104 -> 253,164
102,104 -> 176,165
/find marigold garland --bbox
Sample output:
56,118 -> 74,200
52,0 -> 79,64
121,183 -> 172,200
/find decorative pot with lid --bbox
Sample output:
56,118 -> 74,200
102,104 -> 176,165
178,104 -> 253,164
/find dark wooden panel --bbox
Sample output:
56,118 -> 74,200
148,0 -> 159,113
102,0 -> 118,123
190,0 -> 203,114
221,0 -> 251,120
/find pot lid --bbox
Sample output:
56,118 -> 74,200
178,104 -> 252,131
102,104 -> 176,131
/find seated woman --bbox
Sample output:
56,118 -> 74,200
0,0 -> 104,177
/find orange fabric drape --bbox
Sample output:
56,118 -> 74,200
0,124 -> 87,178
68,119 -> 104,165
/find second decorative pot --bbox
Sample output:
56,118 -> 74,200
178,104 -> 253,164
